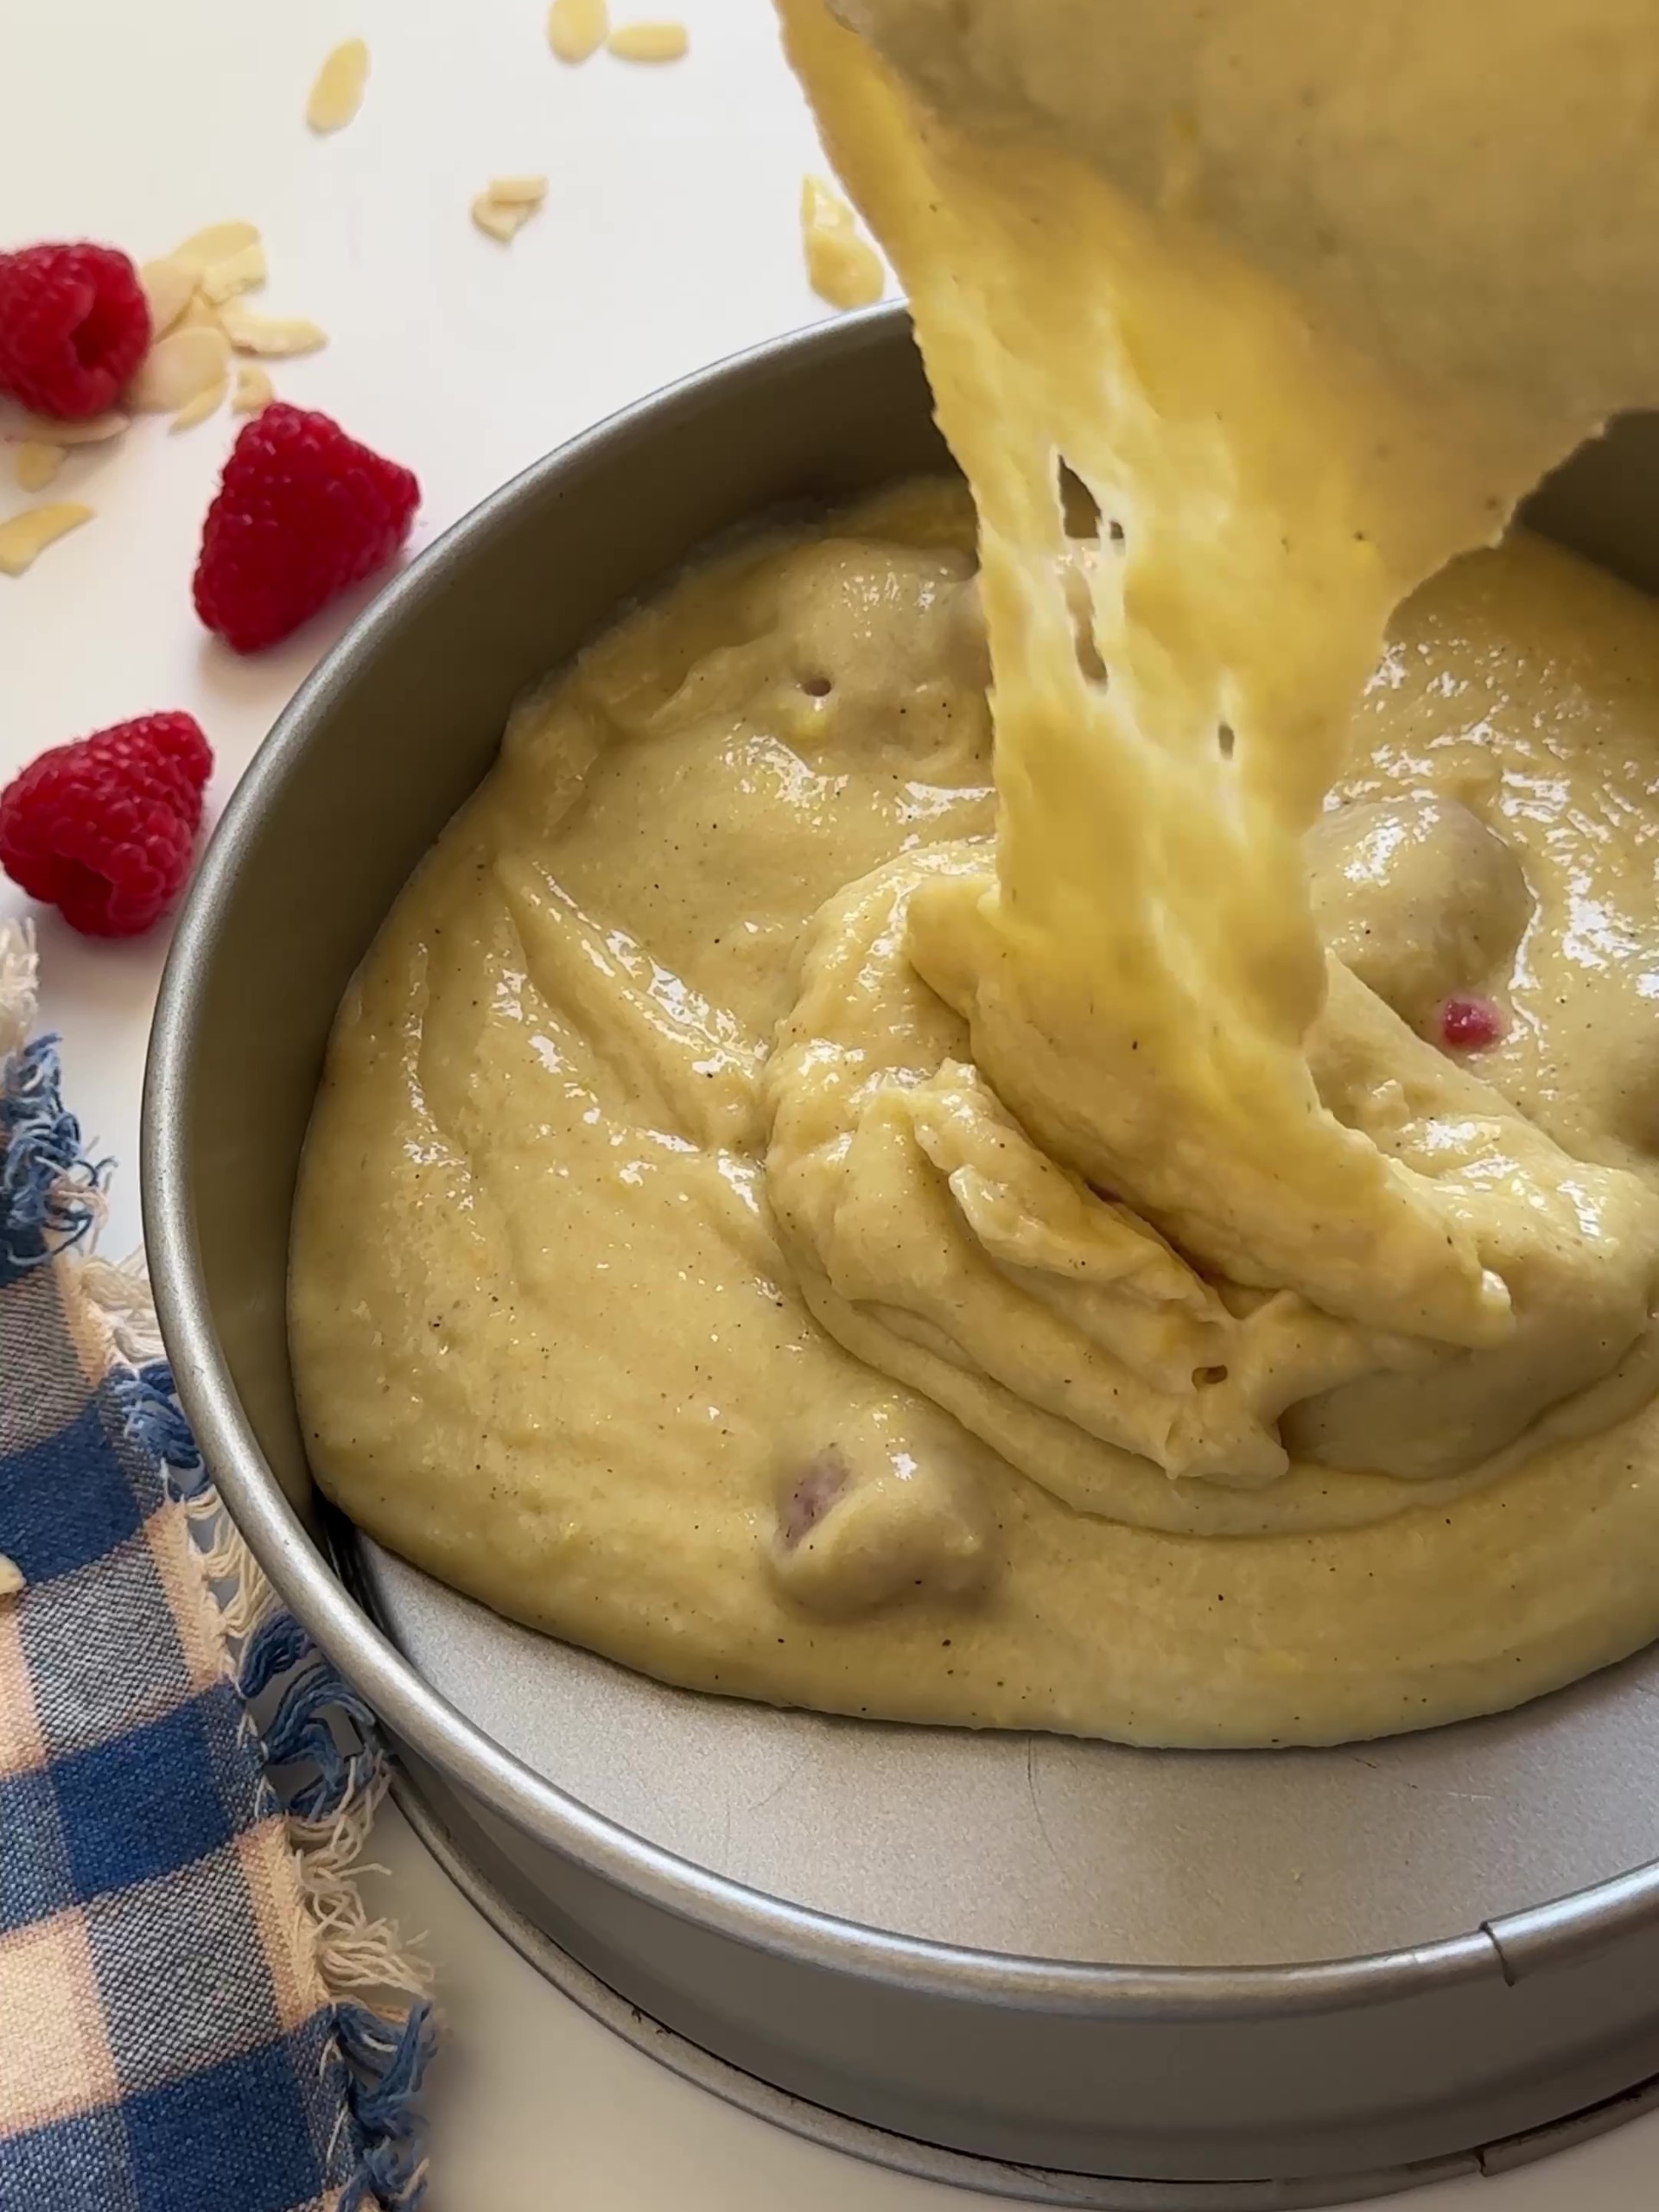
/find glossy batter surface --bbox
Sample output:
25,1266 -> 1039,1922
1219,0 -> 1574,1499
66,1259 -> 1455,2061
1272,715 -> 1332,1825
295,0 -> 1659,1747
291,494 -> 1659,1745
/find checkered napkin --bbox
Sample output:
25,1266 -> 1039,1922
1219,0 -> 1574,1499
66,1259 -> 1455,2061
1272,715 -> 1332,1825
0,923 -> 434,2212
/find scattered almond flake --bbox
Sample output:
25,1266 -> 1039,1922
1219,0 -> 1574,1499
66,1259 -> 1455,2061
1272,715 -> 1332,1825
307,36 -> 370,132
800,175 -> 885,310
607,19 -> 688,60
140,256 -> 199,338
15,442 -> 65,493
218,301 -> 328,357
471,192 -> 537,244
170,219 -> 261,273
13,409 -> 128,446
200,240 -> 268,304
170,377 -> 229,432
0,503 -> 92,578
126,325 -> 232,412
232,364 -> 275,414
487,175 -> 549,207
179,294 -> 224,334
547,0 -> 608,62
0,1554 -> 21,1599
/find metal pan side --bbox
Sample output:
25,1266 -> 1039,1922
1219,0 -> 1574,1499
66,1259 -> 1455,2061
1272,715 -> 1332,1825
142,304 -> 1659,2191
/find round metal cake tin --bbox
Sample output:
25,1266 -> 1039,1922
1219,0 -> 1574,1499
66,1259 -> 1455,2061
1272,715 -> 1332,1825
144,304 -> 1659,2202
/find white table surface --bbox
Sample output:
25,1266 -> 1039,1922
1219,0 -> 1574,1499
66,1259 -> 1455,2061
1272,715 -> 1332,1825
3,3 -> 1652,2203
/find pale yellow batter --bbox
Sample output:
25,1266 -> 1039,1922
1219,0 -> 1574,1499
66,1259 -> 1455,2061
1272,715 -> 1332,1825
291,486 -> 1659,1745
292,2 -> 1659,1745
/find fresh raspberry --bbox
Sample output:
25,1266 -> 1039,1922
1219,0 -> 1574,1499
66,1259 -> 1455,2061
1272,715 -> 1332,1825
193,404 -> 420,653
1439,995 -> 1505,1052
0,242 -> 150,422
0,714 -> 213,938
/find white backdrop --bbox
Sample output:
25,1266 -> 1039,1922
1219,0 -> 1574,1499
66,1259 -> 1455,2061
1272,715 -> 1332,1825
3,2 -> 1651,2201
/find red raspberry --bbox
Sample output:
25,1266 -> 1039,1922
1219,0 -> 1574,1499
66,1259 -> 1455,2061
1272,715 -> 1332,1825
0,714 -> 213,938
1439,995 -> 1505,1052
193,404 -> 420,653
0,242 -> 150,422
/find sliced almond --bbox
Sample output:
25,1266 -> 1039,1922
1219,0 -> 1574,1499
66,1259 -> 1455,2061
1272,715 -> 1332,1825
12,410 -> 129,447
179,294 -> 224,334
547,0 -> 608,61
126,325 -> 232,412
232,364 -> 275,415
0,503 -> 92,578
218,301 -> 327,357
487,174 -> 549,207
171,219 -> 261,273
307,36 -> 370,132
471,191 -> 543,244
200,240 -> 268,303
607,19 -> 688,60
801,175 -> 885,311
170,378 -> 229,432
15,442 -> 65,493
472,193 -> 530,244
140,256 -> 200,338
0,1554 -> 21,1599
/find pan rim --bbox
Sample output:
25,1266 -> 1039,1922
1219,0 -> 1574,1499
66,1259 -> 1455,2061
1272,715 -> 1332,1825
141,300 -> 1659,2021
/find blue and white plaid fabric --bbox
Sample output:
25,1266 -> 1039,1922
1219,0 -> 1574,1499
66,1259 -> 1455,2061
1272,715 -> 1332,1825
0,938 -> 434,2212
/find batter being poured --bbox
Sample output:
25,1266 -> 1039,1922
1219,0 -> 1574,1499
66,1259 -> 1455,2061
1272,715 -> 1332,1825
291,1 -> 1659,1745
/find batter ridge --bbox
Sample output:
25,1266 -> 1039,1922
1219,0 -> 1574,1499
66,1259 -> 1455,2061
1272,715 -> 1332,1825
292,3 -> 1659,1745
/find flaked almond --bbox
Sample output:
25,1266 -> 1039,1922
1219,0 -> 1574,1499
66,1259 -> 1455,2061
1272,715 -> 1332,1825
140,256 -> 200,338
801,175 -> 885,310
307,36 -> 370,132
0,1554 -> 21,1599
201,240 -> 268,303
171,219 -> 261,273
218,300 -> 327,357
12,410 -> 128,446
170,378 -> 229,432
232,364 -> 275,414
0,503 -> 92,578
548,0 -> 608,61
179,294 -> 224,334
15,442 -> 65,493
126,325 -> 232,412
607,18 -> 688,60
487,174 -> 549,207
472,193 -> 536,244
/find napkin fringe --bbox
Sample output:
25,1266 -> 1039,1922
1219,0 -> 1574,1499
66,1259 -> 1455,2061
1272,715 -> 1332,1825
108,1321 -> 438,2212
0,1046 -> 111,1270
0,919 -> 435,2212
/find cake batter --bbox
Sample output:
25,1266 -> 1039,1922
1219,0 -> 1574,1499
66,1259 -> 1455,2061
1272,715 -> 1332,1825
291,2 -> 1659,1744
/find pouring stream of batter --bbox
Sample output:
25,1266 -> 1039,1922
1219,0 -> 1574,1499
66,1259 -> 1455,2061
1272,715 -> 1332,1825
775,0 -> 1659,1451
291,2 -> 1659,1745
